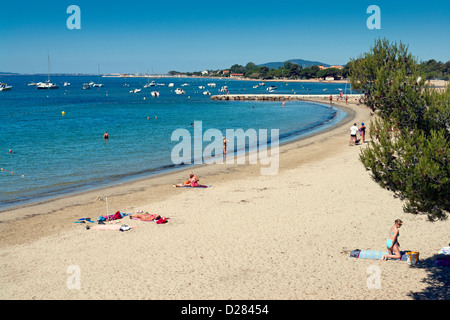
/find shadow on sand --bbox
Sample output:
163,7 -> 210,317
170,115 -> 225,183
407,255 -> 450,300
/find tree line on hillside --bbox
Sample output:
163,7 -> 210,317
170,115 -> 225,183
169,58 -> 449,81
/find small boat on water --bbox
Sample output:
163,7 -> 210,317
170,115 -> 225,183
82,83 -> 91,90
151,91 -> 160,97
253,85 -> 259,89
64,82 -> 71,87
175,88 -> 185,95
259,82 -> 266,86
37,81 -> 59,89
266,86 -> 277,92
203,90 -> 211,95
130,88 -> 141,94
207,83 -> 216,87
168,83 -> 174,87
0,83 -> 12,91
28,73 -> 38,86
199,86 -> 205,89
219,86 -> 228,92
181,83 -> 190,87
92,83 -> 104,88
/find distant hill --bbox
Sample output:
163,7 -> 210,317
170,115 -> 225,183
258,59 -> 332,69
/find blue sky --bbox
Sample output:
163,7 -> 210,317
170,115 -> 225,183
1,0 -> 449,74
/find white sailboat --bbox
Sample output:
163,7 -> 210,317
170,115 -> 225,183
28,72 -> 38,86
37,51 -> 59,90
91,64 -> 104,87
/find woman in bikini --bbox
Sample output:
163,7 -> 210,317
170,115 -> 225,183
381,219 -> 403,261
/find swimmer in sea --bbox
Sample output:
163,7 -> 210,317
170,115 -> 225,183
103,131 -> 109,140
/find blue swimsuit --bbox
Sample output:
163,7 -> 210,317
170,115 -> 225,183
386,229 -> 399,248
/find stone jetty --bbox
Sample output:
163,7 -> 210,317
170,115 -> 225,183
210,94 -> 363,101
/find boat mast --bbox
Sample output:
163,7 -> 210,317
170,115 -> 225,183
47,50 -> 51,83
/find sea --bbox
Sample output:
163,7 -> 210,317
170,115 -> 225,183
0,75 -> 351,210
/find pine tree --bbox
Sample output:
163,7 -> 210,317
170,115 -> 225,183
349,38 -> 450,221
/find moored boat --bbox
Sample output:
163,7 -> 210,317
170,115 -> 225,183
37,81 -> 59,89
0,83 -> 12,91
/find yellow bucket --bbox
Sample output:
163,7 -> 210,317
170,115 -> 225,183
406,251 -> 419,265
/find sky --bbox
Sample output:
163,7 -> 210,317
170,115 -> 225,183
0,0 -> 449,74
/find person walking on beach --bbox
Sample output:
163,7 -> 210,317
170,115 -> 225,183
329,95 -> 332,104
359,123 -> 367,143
349,123 -> 359,146
381,219 -> 403,261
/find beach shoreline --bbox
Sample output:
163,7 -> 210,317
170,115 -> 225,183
1,96 -> 448,300
0,96 -> 352,223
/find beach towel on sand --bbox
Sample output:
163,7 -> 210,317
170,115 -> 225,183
436,247 -> 450,266
87,224 -> 137,231
98,211 -> 130,222
174,184 -> 212,188
350,249 -> 408,261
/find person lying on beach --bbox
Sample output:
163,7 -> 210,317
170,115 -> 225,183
130,213 -> 169,224
130,213 -> 159,221
381,219 -> 403,261
174,172 -> 200,187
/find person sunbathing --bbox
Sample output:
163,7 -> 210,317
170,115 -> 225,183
130,213 -> 168,224
174,172 -> 199,187
130,213 -> 159,221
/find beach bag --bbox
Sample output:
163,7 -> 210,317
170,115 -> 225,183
405,251 -> 419,266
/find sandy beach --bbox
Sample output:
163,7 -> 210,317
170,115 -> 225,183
0,97 -> 448,301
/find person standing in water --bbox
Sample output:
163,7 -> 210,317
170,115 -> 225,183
103,131 -> 109,140
223,137 -> 229,158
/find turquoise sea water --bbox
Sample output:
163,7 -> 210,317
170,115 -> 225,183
0,75 -> 349,209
